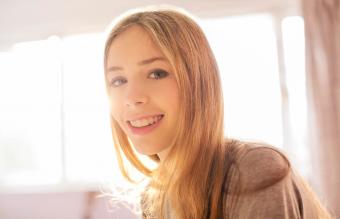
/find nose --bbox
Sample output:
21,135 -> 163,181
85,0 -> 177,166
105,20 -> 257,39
124,82 -> 148,108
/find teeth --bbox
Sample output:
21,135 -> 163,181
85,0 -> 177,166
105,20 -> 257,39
130,115 -> 162,128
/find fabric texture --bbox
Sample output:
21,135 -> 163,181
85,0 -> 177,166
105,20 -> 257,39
224,145 -> 317,219
141,141 -> 324,219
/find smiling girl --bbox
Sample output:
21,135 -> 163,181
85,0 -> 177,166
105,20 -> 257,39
103,7 -> 332,219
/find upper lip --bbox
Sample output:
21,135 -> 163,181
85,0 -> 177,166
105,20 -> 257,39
126,114 -> 164,122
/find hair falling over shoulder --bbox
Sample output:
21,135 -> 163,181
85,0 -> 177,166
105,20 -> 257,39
104,7 -> 226,218
103,6 -> 333,219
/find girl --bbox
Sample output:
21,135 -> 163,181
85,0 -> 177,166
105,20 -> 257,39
103,7 -> 332,219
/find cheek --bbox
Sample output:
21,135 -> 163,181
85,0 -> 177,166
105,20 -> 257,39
165,83 -> 180,111
110,106 -> 119,122
110,105 -> 127,134
108,93 -> 122,122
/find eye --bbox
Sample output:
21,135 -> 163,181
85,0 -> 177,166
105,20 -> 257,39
110,77 -> 127,87
148,69 -> 169,80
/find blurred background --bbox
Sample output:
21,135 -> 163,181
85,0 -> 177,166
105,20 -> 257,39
0,0 -> 339,218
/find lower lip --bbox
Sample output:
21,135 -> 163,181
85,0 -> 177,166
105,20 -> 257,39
128,115 -> 164,135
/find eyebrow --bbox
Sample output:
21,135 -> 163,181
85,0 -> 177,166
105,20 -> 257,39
106,56 -> 167,73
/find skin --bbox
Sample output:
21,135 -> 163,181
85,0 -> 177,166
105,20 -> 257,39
105,25 -> 179,161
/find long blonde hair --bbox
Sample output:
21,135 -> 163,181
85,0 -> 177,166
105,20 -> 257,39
104,7 -> 226,218
103,7 -> 332,219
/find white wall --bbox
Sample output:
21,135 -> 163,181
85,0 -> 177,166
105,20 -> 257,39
0,0 -> 298,49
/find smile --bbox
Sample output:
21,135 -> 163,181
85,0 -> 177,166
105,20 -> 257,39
127,114 -> 164,135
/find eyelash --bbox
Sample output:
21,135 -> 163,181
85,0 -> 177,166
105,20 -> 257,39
110,69 -> 169,87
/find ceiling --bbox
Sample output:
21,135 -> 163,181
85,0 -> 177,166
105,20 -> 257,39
0,0 -> 300,49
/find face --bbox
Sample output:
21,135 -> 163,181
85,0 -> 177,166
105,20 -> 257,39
105,26 -> 179,159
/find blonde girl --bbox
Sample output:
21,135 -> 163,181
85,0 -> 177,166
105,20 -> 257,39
103,7 -> 332,219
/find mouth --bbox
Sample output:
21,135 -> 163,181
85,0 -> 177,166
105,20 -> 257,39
127,114 -> 164,135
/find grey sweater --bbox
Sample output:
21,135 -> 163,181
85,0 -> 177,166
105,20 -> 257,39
142,143 -> 327,219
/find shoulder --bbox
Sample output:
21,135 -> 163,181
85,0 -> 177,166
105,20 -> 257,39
227,140 -> 291,193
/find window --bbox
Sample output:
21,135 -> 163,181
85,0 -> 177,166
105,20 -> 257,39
281,16 -> 310,178
61,33 -> 117,183
200,14 -> 283,147
0,38 -> 63,186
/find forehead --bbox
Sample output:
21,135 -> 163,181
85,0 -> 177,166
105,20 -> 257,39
106,26 -> 164,66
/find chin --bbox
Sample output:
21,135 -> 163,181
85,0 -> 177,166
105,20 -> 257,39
131,142 -> 164,155
134,146 -> 158,156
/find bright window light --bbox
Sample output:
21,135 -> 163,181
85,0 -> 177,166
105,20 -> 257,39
0,38 -> 63,186
281,16 -> 309,178
61,33 -> 117,183
200,14 -> 283,148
